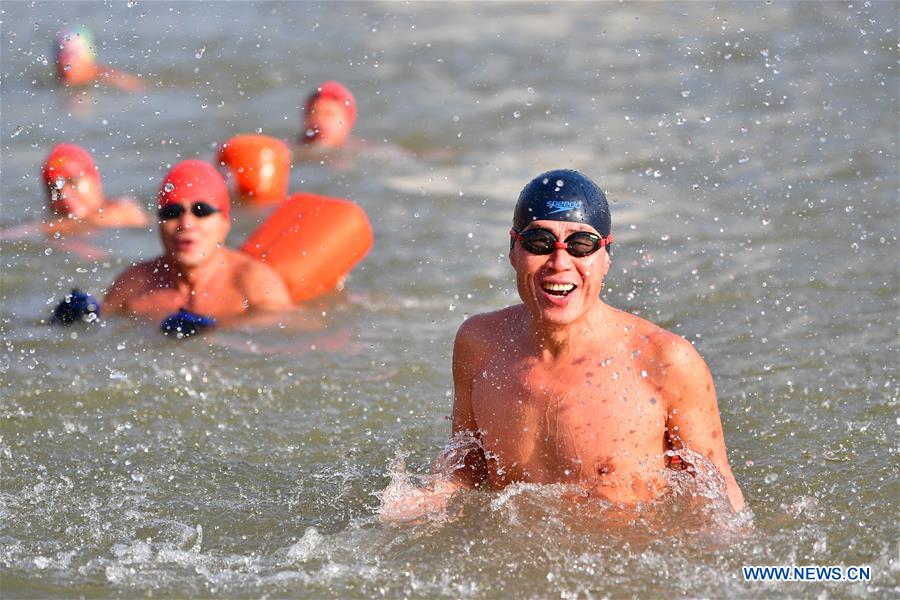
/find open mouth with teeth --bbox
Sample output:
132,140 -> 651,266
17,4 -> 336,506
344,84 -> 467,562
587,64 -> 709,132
542,282 -> 577,297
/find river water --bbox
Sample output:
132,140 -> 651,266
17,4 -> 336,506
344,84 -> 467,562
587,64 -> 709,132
1,1 -> 897,597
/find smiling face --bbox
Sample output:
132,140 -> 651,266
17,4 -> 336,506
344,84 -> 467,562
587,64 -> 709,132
159,202 -> 230,269
303,97 -> 353,147
510,220 -> 611,328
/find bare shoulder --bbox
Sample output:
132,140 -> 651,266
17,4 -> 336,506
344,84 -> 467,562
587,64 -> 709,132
231,251 -> 292,308
229,250 -> 283,286
619,310 -> 709,387
454,305 -> 525,382
456,305 -> 524,349
104,258 -> 164,311
110,258 -> 160,288
104,197 -> 150,227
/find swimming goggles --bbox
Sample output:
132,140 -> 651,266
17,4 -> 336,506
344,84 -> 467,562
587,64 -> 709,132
510,227 -> 613,257
157,201 -> 220,221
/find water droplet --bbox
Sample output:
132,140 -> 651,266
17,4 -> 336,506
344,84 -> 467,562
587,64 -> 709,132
195,46 -> 206,59
680,90 -> 691,98
164,182 -> 175,193
764,472 -> 778,484
513,110 -> 521,118
11,125 -> 25,138
55,176 -> 65,190
738,155 -> 750,164
44,247 -> 53,256
556,179 -> 564,187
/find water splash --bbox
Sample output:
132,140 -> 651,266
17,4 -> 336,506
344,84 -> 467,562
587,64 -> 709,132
376,432 -> 483,523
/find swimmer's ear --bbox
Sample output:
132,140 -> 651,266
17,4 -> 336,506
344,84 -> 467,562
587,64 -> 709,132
600,247 -> 611,271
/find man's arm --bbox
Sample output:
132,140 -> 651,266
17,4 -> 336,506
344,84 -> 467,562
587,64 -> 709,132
378,319 -> 488,523
101,198 -> 150,228
98,66 -> 144,92
447,318 -> 490,488
660,335 -> 746,512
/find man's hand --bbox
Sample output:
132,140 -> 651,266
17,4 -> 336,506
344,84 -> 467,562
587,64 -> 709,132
378,475 -> 461,524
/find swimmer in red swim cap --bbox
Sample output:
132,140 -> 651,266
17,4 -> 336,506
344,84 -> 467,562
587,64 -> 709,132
43,142 -> 149,231
217,134 -> 291,205
54,26 -> 143,91
299,81 -> 357,148
104,159 -> 292,319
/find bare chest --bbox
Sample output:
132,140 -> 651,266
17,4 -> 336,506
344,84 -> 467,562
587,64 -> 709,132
124,278 -> 248,318
470,355 -> 667,485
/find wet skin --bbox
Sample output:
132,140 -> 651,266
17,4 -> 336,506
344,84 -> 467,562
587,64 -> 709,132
49,175 -> 103,219
47,175 -> 148,229
58,50 -> 143,91
450,220 -> 746,510
104,200 -> 291,318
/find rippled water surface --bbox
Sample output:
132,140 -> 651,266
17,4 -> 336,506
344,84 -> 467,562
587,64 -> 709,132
1,1 -> 898,598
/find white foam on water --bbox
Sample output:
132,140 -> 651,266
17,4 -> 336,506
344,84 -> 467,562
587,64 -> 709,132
286,526 -> 323,562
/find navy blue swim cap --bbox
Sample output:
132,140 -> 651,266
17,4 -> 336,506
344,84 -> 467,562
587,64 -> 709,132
512,169 -> 611,237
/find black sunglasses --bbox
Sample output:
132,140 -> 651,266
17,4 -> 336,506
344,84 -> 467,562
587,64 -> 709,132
157,201 -> 220,221
510,227 -> 613,258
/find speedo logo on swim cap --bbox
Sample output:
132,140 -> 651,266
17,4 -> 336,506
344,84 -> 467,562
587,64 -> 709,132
545,200 -> 581,215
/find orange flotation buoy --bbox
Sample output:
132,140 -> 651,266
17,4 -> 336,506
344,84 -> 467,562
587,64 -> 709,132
241,192 -> 373,302
218,134 -> 291,205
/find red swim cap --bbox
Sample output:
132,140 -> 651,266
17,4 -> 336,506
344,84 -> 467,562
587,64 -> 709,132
42,143 -> 99,186
158,159 -> 230,220
217,134 -> 291,205
305,81 -> 357,129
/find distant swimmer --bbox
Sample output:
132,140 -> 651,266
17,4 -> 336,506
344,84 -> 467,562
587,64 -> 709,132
103,160 -> 292,329
295,80 -> 439,164
297,81 -> 357,148
42,143 -> 149,231
382,169 -> 745,519
54,26 -> 143,91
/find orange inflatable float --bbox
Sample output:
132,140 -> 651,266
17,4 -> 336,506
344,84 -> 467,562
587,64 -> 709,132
217,134 -> 291,205
241,193 -> 373,302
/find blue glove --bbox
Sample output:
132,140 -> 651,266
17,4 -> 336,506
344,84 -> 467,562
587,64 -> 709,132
52,288 -> 101,325
160,308 -> 216,338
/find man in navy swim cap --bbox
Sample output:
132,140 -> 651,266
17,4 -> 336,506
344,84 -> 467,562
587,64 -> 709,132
380,169 -> 744,521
